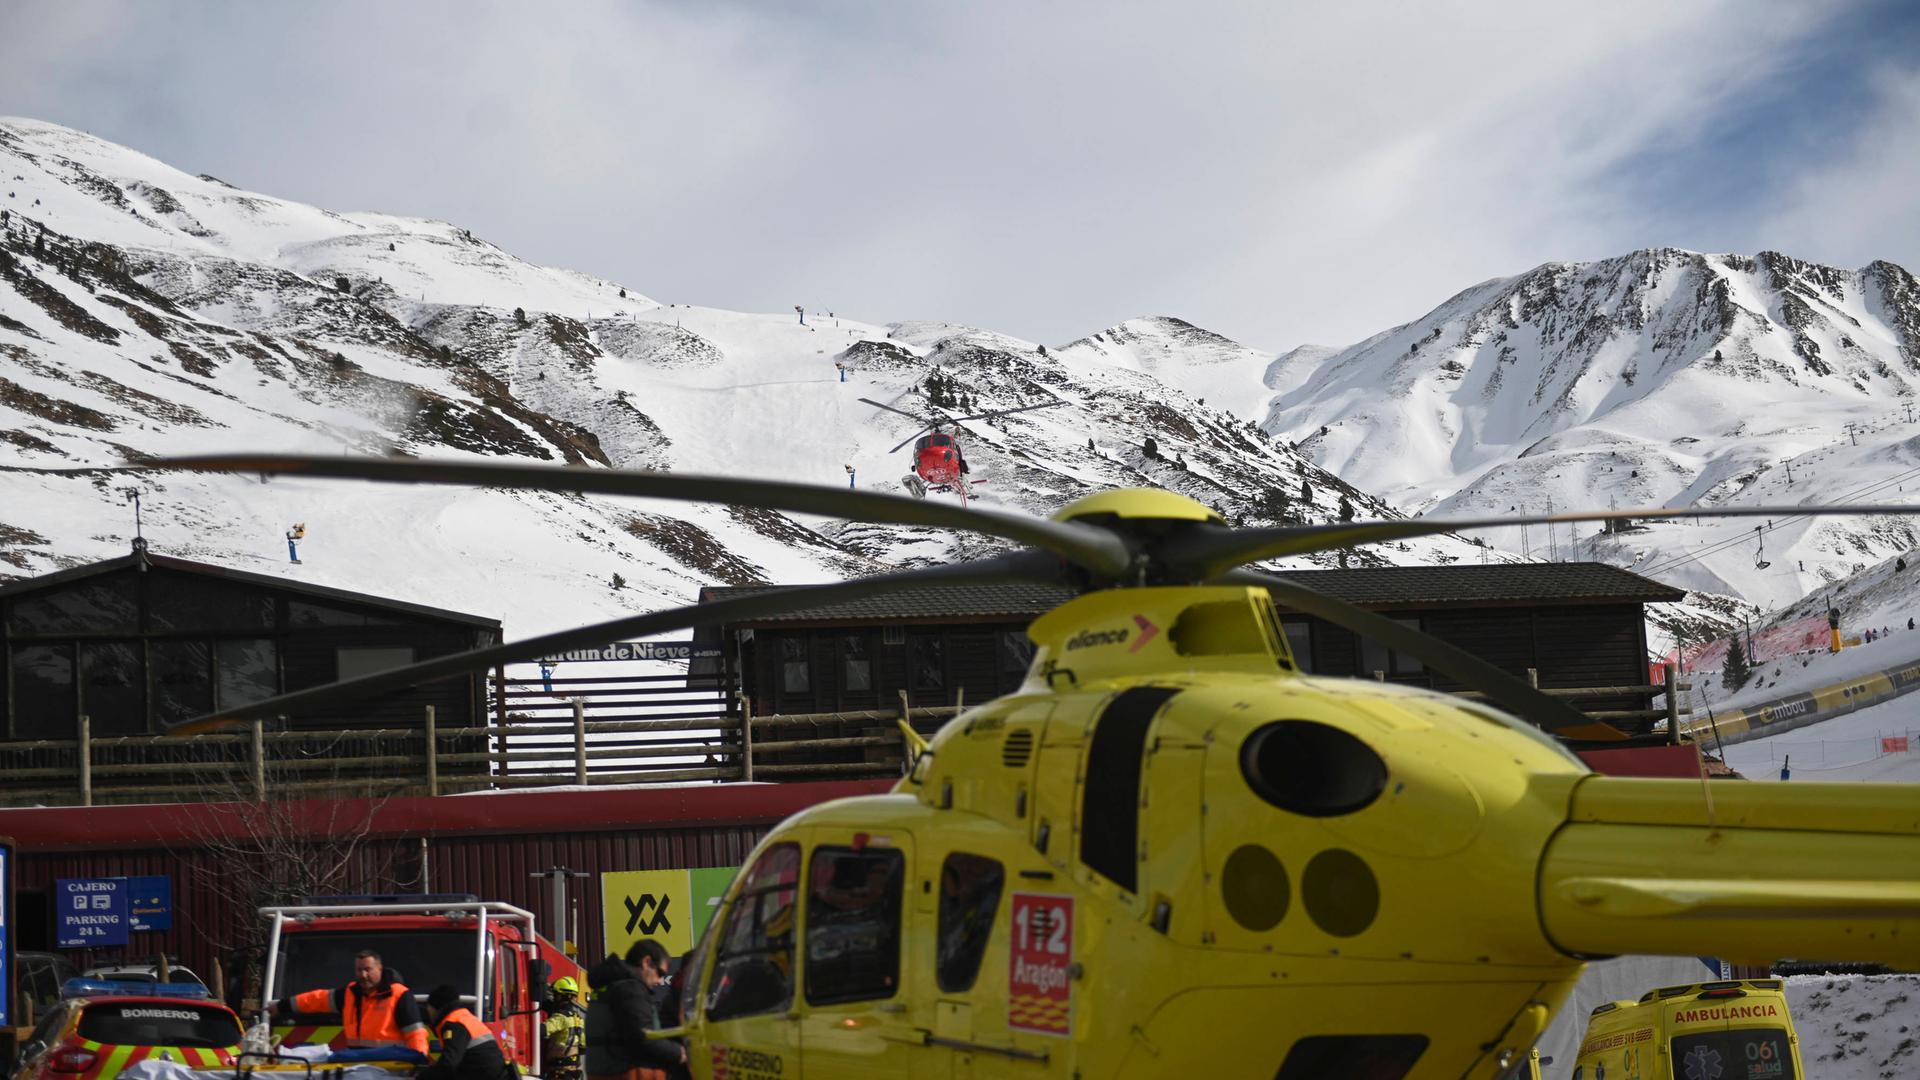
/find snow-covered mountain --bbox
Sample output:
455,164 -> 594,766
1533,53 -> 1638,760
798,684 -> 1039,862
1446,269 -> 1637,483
0,118 -> 1488,641
1265,247 -> 1920,608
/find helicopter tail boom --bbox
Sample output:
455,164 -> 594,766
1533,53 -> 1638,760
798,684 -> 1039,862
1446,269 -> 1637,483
1539,777 -> 1920,966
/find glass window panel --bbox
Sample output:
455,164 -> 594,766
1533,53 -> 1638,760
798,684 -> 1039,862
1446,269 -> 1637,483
151,640 -> 213,729
1359,634 -> 1390,678
805,847 -> 905,1005
336,646 -> 413,681
12,644 -> 75,738
148,574 -> 276,632
999,631 -> 1034,675
912,635 -> 945,690
1391,618 -> 1424,674
1283,620 -> 1314,673
8,577 -> 139,635
282,648 -> 334,692
841,635 -> 872,693
707,843 -> 799,1021
287,600 -> 398,628
217,639 -> 279,709
936,853 -> 1003,993
81,641 -> 146,735
781,636 -> 810,694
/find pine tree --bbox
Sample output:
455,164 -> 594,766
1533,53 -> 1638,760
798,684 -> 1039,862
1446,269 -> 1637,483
1722,633 -> 1752,691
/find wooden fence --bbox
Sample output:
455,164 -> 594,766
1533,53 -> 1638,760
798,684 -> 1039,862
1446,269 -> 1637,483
0,664 -> 1689,808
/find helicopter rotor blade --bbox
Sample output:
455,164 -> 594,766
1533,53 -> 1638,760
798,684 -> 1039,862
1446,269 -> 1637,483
945,398 -> 1069,425
1170,503 -> 1920,579
163,551 -> 1066,733
140,454 -> 1133,577
856,397 -> 928,424
889,427 -> 936,454
1219,568 -> 1629,743
856,396 -> 939,450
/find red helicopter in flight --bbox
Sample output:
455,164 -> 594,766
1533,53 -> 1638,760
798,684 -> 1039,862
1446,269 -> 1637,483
859,393 -> 1065,502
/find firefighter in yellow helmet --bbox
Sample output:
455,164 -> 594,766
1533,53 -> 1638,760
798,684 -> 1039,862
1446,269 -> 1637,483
542,976 -> 586,1080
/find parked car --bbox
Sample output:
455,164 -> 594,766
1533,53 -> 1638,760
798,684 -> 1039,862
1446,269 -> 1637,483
13,953 -> 80,1020
79,963 -> 206,988
10,981 -> 240,1080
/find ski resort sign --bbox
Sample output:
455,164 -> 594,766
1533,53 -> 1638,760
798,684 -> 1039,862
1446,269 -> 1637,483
537,640 -> 720,663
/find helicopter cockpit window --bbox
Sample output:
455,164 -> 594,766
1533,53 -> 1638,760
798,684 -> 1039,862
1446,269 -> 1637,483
804,846 -> 905,1005
707,842 -> 800,1021
936,852 -> 1004,992
928,433 -> 952,447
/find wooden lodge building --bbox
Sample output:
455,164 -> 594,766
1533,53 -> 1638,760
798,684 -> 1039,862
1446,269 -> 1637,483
695,562 -> 1686,776
0,545 -> 501,804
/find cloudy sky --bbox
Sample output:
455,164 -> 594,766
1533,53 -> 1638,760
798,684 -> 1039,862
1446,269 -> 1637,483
5,0 -> 1918,352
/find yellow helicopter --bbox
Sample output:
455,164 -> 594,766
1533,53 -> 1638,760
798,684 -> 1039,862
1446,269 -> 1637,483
141,455 -> 1920,1080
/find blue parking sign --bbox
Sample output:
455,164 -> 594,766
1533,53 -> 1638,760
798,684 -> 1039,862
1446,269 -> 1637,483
57,878 -> 128,948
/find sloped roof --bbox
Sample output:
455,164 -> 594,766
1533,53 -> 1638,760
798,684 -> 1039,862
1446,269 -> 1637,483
697,562 -> 1683,625
0,547 -> 500,628
1269,562 -> 1686,607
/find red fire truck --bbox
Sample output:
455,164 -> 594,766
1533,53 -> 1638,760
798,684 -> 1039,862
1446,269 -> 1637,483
262,895 -> 584,1076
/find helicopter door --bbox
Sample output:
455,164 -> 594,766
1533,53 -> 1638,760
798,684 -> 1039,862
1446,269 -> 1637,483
697,841 -> 802,1079
797,834 -> 928,1078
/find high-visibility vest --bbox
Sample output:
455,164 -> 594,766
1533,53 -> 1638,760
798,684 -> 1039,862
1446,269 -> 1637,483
292,982 -> 428,1053
439,1008 -> 494,1046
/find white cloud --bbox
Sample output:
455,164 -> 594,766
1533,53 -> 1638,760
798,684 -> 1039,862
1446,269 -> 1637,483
0,0 -> 1898,351
1757,66 -> 1920,269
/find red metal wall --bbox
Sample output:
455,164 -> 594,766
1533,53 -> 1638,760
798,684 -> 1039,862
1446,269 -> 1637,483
1,781 -> 890,988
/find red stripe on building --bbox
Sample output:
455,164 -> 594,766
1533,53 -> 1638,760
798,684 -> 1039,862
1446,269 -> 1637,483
0,780 -> 895,852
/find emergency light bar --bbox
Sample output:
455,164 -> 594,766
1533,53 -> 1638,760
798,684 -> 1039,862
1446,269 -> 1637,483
62,978 -> 212,1000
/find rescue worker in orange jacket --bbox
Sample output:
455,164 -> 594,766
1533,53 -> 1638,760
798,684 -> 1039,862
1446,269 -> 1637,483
271,949 -> 429,1054
419,984 -> 514,1080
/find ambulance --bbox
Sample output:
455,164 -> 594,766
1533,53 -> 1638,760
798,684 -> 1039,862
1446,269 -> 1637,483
1573,979 -> 1801,1080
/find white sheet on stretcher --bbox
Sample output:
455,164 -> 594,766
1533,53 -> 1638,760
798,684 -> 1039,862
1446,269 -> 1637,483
118,1059 -> 415,1080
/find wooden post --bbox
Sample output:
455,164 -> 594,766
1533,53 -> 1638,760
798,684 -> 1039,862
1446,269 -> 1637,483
573,698 -> 588,786
1664,662 -> 1681,745
1526,667 -> 1539,688
493,664 -> 510,782
741,694 -> 755,782
251,718 -> 267,801
212,956 -> 226,1006
78,713 -> 93,807
425,705 -> 440,797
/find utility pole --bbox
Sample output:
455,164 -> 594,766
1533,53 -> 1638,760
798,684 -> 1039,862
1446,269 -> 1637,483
119,486 -> 146,554
530,867 -> 589,958
1845,422 -> 1859,446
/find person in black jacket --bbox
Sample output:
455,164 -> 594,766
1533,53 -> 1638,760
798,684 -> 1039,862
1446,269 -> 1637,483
417,985 -> 513,1080
584,943 -> 685,1080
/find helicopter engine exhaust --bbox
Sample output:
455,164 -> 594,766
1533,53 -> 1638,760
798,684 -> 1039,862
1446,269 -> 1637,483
1538,777 -> 1920,966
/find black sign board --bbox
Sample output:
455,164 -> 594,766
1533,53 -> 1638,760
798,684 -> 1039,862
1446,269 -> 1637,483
535,641 -> 721,664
